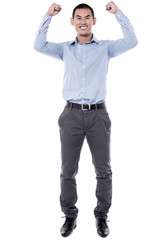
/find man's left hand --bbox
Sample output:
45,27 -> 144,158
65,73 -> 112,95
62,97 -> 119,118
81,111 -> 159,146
106,1 -> 120,14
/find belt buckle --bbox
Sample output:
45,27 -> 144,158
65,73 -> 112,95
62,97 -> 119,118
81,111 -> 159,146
81,104 -> 91,110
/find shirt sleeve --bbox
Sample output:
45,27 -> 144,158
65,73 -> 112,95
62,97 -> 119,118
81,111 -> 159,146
107,10 -> 138,58
33,15 -> 63,60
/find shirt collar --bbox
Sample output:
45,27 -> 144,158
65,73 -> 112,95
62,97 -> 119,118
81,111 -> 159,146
70,34 -> 99,45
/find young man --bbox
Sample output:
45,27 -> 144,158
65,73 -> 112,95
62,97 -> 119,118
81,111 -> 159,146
34,1 -> 138,238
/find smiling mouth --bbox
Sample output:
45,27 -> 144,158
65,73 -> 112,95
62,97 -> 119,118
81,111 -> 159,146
79,26 -> 88,30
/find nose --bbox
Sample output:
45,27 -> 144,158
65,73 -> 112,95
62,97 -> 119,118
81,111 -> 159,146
81,18 -> 87,25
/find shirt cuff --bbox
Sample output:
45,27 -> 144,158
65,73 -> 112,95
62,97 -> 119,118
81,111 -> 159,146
44,14 -> 52,21
115,10 -> 130,27
115,10 -> 124,20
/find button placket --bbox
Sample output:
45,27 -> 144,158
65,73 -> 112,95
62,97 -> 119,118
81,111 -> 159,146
82,45 -> 86,97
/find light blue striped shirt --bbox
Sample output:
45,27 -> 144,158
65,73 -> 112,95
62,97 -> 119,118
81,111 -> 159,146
34,10 -> 138,104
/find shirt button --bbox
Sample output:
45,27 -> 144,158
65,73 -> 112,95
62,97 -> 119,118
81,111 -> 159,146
82,89 -> 85,92
83,55 -> 85,58
83,77 -> 85,80
83,65 -> 85,69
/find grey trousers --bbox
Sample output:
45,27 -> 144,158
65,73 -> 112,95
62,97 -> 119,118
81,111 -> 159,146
58,103 -> 112,219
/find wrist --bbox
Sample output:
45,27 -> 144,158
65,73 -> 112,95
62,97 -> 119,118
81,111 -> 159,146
115,8 -> 120,14
46,12 -> 53,16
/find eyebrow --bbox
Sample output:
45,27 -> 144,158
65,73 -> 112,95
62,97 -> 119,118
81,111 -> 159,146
76,15 -> 91,18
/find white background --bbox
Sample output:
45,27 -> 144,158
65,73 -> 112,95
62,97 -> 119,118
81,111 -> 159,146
0,0 -> 160,239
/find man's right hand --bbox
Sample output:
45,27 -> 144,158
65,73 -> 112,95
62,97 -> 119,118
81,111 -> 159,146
46,3 -> 62,16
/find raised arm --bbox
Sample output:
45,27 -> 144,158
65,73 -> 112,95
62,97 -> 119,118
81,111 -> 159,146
33,3 -> 63,60
106,1 -> 138,58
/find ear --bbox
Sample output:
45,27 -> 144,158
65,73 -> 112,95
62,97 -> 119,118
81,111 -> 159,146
93,17 -> 97,25
70,18 -> 74,26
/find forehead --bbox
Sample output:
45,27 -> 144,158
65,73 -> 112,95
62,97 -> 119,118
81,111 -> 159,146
74,8 -> 92,17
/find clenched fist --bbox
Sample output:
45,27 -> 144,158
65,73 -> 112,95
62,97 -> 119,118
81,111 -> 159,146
106,1 -> 120,14
46,3 -> 62,16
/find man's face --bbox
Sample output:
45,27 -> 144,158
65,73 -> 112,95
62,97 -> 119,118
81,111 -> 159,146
71,8 -> 96,38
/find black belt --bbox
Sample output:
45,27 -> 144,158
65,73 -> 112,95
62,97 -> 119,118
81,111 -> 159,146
66,101 -> 106,110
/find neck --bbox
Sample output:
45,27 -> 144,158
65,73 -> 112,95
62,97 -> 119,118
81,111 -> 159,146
77,33 -> 93,44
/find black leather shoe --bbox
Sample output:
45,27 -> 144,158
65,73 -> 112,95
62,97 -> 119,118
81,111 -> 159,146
60,217 -> 77,237
96,218 -> 110,238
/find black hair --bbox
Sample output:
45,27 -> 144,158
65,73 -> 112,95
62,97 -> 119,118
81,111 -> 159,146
72,3 -> 95,19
